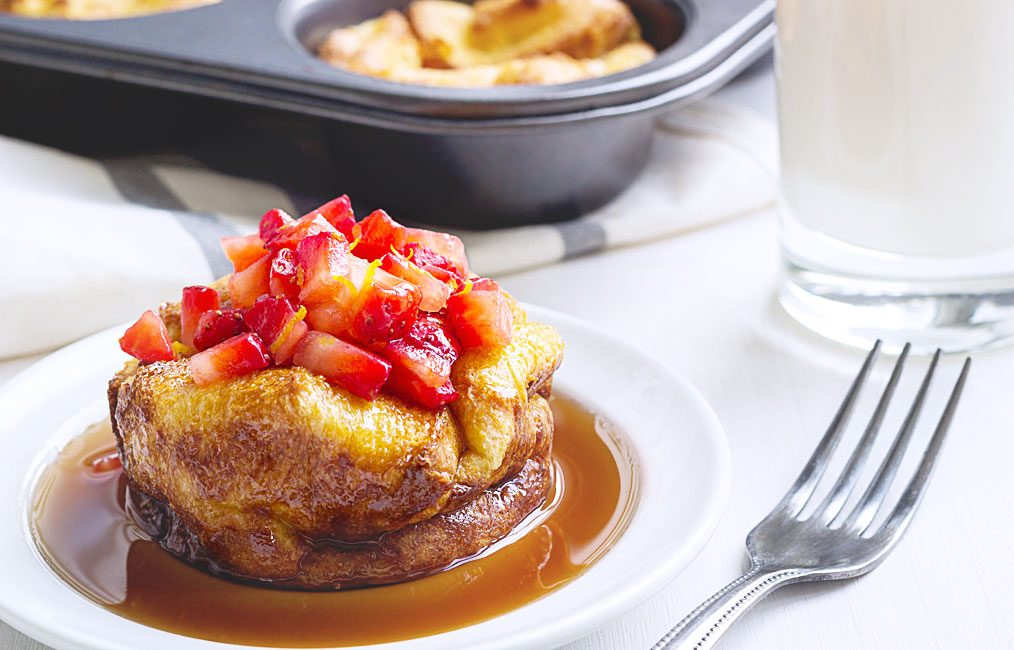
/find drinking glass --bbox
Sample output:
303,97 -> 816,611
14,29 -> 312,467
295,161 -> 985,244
776,0 -> 1014,352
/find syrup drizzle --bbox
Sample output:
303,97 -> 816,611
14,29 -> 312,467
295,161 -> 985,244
32,395 -> 636,647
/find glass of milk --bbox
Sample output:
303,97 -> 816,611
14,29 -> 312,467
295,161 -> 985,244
776,0 -> 1014,352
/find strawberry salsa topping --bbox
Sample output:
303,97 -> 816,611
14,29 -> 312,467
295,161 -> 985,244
118,195 -> 514,409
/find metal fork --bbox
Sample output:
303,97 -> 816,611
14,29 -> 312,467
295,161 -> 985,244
653,341 -> 971,650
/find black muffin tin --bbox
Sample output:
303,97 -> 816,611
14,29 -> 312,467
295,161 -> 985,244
0,0 -> 774,227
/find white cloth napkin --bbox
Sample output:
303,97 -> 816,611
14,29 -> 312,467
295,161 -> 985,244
0,99 -> 776,359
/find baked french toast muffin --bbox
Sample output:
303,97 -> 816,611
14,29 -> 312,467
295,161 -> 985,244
317,0 -> 656,87
0,0 -> 215,19
110,196 -> 563,588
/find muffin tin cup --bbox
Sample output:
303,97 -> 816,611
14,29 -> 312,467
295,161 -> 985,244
0,0 -> 774,227
320,24 -> 773,228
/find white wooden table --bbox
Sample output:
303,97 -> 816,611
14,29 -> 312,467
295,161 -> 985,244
4,59 -> 1013,650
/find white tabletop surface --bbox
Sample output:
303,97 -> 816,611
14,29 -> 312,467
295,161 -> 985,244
4,57 -> 1014,650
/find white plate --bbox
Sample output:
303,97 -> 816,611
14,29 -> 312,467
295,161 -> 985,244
0,305 -> 730,650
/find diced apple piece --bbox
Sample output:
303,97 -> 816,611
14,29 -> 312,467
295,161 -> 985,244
189,333 -> 271,386
180,285 -> 220,347
293,331 -> 391,400
193,308 -> 247,351
304,195 -> 355,239
119,310 -> 174,363
269,248 -> 301,303
228,254 -> 272,308
380,252 -> 452,312
446,284 -> 513,349
220,233 -> 267,272
297,232 -> 351,304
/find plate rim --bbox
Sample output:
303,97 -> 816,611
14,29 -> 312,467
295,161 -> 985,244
0,303 -> 731,650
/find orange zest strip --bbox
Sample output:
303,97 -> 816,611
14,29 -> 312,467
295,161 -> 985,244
360,260 -> 382,296
269,306 -> 307,355
333,275 -> 357,296
171,341 -> 195,358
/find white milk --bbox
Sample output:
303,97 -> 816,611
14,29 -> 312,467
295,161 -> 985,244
777,0 -> 1014,259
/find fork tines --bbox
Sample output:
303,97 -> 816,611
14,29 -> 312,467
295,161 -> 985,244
651,340 -> 972,650
780,341 -> 971,538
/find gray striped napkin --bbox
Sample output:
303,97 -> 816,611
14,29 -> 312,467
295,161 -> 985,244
0,98 -> 775,359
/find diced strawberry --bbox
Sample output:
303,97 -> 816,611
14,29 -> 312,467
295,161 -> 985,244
271,320 -> 308,365
425,265 -> 465,287
189,333 -> 271,386
446,285 -> 513,349
470,277 -> 500,292
401,243 -> 457,273
305,301 -> 353,338
380,252 -> 452,312
385,369 -> 458,409
269,248 -> 301,303
302,256 -> 404,339
347,259 -> 422,344
352,210 -> 408,261
346,255 -> 393,290
381,316 -> 459,389
349,284 -> 421,344
304,195 -> 355,239
296,232 -> 351,304
119,310 -> 174,363
243,295 -> 297,343
293,331 -> 391,400
242,295 -> 308,364
228,254 -> 272,308
180,286 -> 220,347
267,214 -> 339,252
259,208 -> 294,243
351,212 -> 468,276
220,234 -> 267,272
403,228 -> 468,276
193,308 -> 247,351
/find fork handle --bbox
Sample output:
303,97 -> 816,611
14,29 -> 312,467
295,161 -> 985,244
652,565 -> 806,650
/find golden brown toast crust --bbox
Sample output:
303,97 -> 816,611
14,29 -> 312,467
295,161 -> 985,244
111,361 -> 462,542
124,395 -> 553,588
110,298 -> 563,587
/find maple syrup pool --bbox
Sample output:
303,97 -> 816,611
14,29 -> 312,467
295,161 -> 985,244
30,395 -> 638,647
